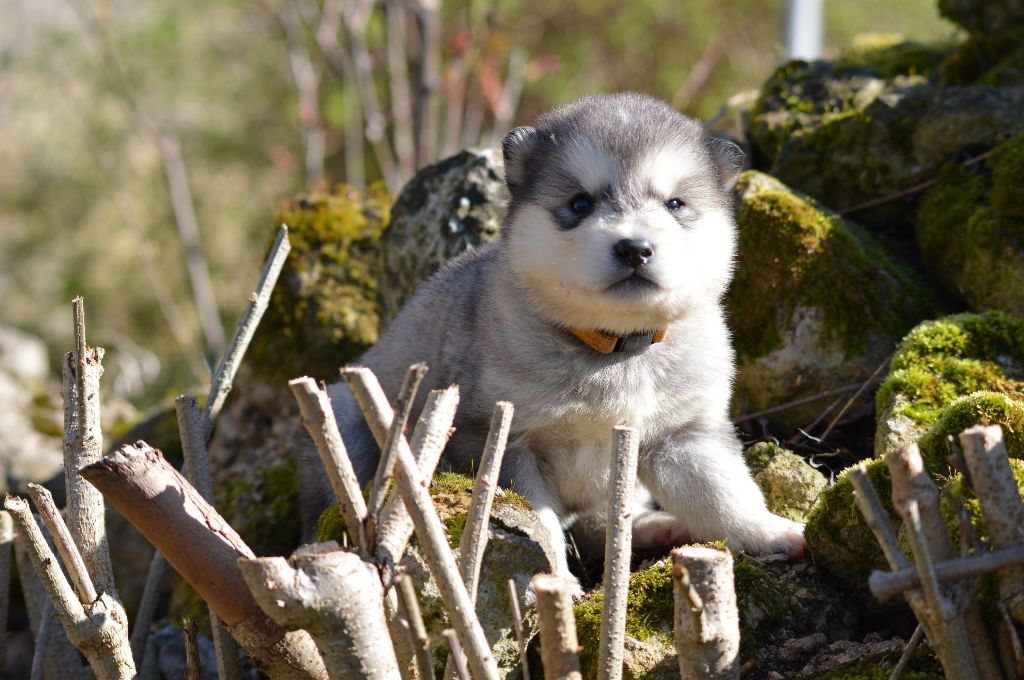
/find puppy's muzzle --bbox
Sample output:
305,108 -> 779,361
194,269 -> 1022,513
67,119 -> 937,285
613,239 -> 654,268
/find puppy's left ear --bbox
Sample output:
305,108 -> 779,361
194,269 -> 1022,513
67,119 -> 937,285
708,136 -> 745,192
502,126 -> 539,193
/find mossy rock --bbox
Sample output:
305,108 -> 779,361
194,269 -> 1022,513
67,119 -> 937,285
247,183 -> 391,383
747,60 -> 1024,230
838,33 -> 955,80
916,137 -> 1024,316
939,0 -> 1024,36
728,171 -> 942,430
217,458 -> 302,557
875,311 -> 1024,454
744,442 -> 828,522
917,391 -> 1024,473
805,458 -> 895,592
574,550 -> 852,677
378,149 -> 507,331
941,28 -> 1024,85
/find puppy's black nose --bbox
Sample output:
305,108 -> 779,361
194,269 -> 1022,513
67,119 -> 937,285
613,239 -> 654,267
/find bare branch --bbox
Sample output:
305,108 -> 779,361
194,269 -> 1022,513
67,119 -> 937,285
26,484 -> 97,604
598,426 -> 640,680
0,511 -> 12,673
870,545 -> 1024,601
65,298 -> 117,600
412,0 -> 441,168
442,629 -> 472,680
386,0 -> 416,179
184,619 -> 202,680
239,544 -> 401,679
733,383 -> 860,425
817,353 -> 892,441
129,551 -> 168,662
204,225 -> 291,433
672,547 -> 740,680
507,579 -> 532,680
278,0 -> 326,189
396,572 -> 434,680
889,625 -> 925,680
290,376 -> 369,552
343,367 -> 499,680
849,464 -> 910,571
533,574 -> 582,680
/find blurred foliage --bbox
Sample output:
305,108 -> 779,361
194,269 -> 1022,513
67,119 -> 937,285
0,0 -> 955,410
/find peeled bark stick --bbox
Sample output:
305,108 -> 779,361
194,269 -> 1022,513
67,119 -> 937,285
671,547 -> 740,680
849,464 -> 912,572
396,572 -> 434,680
458,401 -> 513,601
533,574 -> 583,680
959,424 -> 1024,623
344,367 -> 500,680
239,544 -> 401,680
80,441 -> 327,679
64,298 -> 117,600
367,363 -> 429,531
5,496 -> 136,679
290,377 -> 369,552
869,545 -> 1024,601
0,511 -> 10,673
887,444 -> 998,680
374,386 -> 460,576
598,425 -> 640,680
175,394 -> 243,680
26,484 -> 97,604
443,629 -> 472,680
203,224 -> 290,434
508,579 -> 532,680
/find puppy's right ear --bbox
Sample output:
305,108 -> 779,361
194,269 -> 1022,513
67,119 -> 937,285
502,126 -> 538,193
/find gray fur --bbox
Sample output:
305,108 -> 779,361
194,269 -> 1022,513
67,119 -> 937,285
297,92 -> 802,582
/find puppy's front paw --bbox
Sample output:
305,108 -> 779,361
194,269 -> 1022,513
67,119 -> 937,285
632,510 -> 692,549
734,514 -> 805,561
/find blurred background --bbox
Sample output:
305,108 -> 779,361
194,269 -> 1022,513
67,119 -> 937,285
1,0 -> 956,415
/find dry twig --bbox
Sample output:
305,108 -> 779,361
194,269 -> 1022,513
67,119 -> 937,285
0,511 -> 11,674
672,546 -> 740,680
869,545 -> 1024,601
507,579 -> 532,680
598,426 -> 640,680
443,629 -> 472,680
533,574 -> 582,680
183,619 -> 202,680
396,572 -> 434,680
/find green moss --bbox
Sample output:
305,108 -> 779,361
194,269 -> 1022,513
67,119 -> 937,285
805,458 -> 894,588
219,460 -> 302,556
744,442 -> 827,522
989,136 -> 1024,220
444,514 -> 468,549
247,182 -> 391,382
430,471 -> 474,496
917,392 -> 1024,473
876,312 -> 1024,428
940,29 -> 1024,86
731,552 -> 788,655
575,560 -> 676,677
839,33 -> 954,79
818,663 -> 939,680
729,172 -> 936,360
315,503 -> 346,543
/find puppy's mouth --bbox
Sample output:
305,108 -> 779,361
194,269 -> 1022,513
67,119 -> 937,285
606,271 -> 661,293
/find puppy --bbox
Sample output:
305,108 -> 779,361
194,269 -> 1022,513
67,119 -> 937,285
299,92 -> 804,584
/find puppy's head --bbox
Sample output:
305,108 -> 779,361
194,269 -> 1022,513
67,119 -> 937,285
501,92 -> 743,335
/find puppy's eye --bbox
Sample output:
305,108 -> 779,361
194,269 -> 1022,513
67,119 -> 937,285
665,197 -> 685,211
568,194 -> 595,216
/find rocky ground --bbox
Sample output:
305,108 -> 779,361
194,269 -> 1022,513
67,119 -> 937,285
5,0 -> 1024,678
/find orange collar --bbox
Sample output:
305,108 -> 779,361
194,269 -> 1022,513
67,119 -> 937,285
569,327 -> 667,354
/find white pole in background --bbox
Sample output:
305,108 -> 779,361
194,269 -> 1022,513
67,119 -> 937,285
784,0 -> 824,61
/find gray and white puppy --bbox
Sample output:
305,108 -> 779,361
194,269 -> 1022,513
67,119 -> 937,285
301,92 -> 804,583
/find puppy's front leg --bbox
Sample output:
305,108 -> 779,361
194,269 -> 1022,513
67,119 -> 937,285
502,446 -> 583,595
638,429 -> 804,558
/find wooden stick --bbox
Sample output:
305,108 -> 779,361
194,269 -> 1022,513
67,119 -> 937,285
26,484 -> 97,604
204,224 -> 291,433
849,464 -> 911,571
412,0 -> 441,168
290,376 -> 369,552
733,384 -> 860,424
386,0 -> 415,181
0,511 -> 11,674
443,629 -> 472,680
396,572 -> 434,680
184,619 -> 202,680
597,426 -> 640,680
458,401 -> 513,601
959,425 -> 1024,624
817,352 -> 892,441
367,362 -> 429,546
889,625 -> 924,680
533,574 -> 582,680
81,441 -> 327,679
363,386 -> 460,580
5,496 -> 136,679
672,547 -> 740,680
870,545 -> 1024,601
507,579 -> 532,680
344,367 -> 499,680
129,551 -> 167,661
239,544 -> 401,679
65,298 -> 117,599
277,1 -> 326,189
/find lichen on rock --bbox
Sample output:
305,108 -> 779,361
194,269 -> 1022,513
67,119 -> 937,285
875,311 -> 1024,456
838,33 -> 954,80
247,182 -> 391,383
744,442 -> 827,522
378,149 -> 507,331
728,171 -> 941,429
